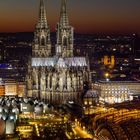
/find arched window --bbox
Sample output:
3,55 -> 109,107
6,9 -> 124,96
41,37 -> 45,46
63,37 -> 67,46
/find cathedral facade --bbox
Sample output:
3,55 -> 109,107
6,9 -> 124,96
27,0 -> 90,104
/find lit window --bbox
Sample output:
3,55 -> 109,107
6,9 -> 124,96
84,101 -> 87,105
89,101 -> 92,105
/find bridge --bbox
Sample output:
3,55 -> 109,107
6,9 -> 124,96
91,102 -> 140,140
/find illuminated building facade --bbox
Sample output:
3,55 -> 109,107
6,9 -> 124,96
5,81 -> 25,97
93,81 -> 140,104
27,0 -> 90,104
0,85 -> 5,96
16,125 -> 33,139
83,90 -> 99,107
102,55 -> 115,68
0,79 -> 25,97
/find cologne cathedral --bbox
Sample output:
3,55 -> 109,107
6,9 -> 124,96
27,0 -> 90,104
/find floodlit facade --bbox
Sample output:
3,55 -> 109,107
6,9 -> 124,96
5,120 -> 15,135
16,125 -> 33,139
93,81 -> 140,104
5,81 -> 25,97
0,85 -> 5,96
0,80 -> 26,97
27,0 -> 90,104
83,90 -> 99,106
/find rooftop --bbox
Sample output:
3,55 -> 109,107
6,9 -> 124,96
32,57 -> 87,67
98,76 -> 140,83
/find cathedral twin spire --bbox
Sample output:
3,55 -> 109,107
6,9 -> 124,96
33,0 -> 73,57
60,0 -> 69,27
38,0 -> 48,27
37,0 -> 69,30
28,0 -> 89,102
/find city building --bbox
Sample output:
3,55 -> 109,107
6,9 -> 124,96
0,78 -> 25,97
4,80 -> 25,97
27,0 -> 90,104
83,90 -> 99,107
0,85 -> 5,96
16,125 -> 33,139
93,80 -> 140,104
102,55 -> 115,68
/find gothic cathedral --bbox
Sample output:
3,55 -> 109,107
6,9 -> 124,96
27,0 -> 90,104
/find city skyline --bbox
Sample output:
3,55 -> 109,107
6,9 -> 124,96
0,0 -> 140,34
0,0 -> 140,139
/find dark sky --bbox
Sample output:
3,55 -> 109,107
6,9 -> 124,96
0,0 -> 140,33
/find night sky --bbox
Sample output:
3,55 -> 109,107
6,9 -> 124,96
0,0 -> 140,34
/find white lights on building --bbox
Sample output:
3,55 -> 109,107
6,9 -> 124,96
94,81 -> 140,104
5,120 -> 15,134
31,57 -> 87,67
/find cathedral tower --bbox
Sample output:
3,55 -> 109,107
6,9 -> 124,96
33,0 -> 51,57
56,0 -> 74,57
27,0 -> 90,104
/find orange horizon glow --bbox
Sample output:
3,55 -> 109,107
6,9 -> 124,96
0,0 -> 140,34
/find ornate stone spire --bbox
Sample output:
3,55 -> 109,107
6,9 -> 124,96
60,0 -> 69,27
33,0 -> 52,57
37,0 -> 48,28
56,0 -> 73,57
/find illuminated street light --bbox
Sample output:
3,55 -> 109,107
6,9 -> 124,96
104,72 -> 109,78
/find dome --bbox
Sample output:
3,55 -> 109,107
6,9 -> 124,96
23,98 -> 29,103
0,97 -> 3,103
3,106 -> 9,113
12,108 -> 19,115
2,112 -> 8,120
84,90 -> 99,98
0,106 -> 3,113
6,102 -> 11,107
43,104 -> 49,113
34,105 -> 43,114
9,114 -> 15,121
